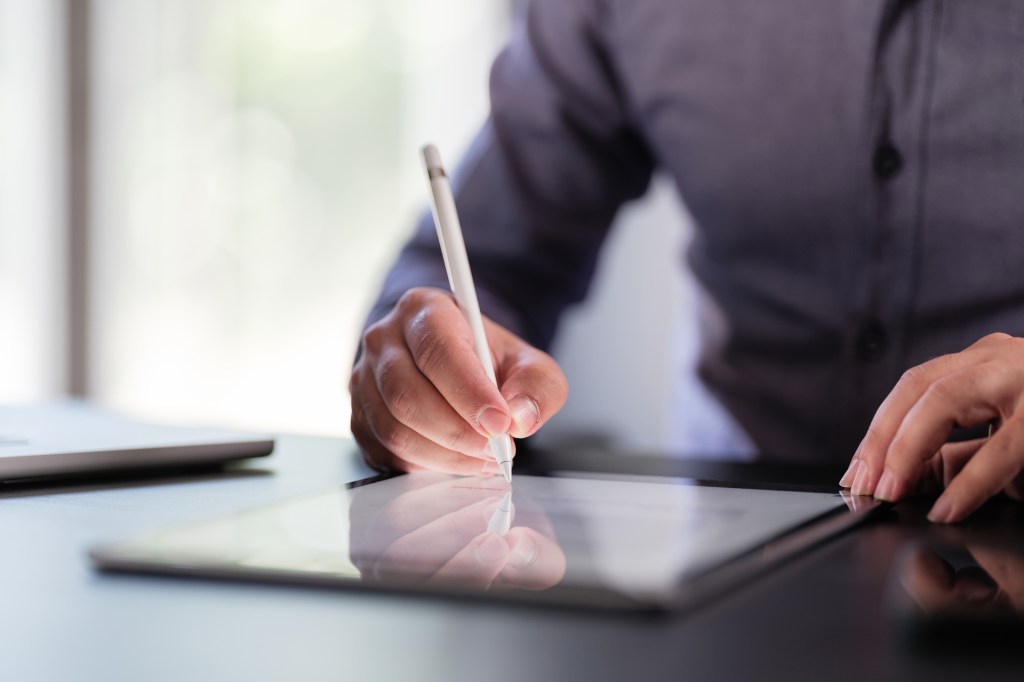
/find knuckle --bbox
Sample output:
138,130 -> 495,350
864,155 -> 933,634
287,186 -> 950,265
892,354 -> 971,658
897,365 -> 929,391
378,363 -> 416,424
356,394 -> 414,456
384,388 -> 416,425
982,332 -> 1012,346
923,378 -> 957,406
861,425 -> 884,447
376,420 -> 413,455
415,331 -> 451,376
883,431 -> 910,461
397,287 -> 440,315
443,427 -> 480,455
350,398 -> 376,439
350,403 -> 367,438
362,321 -> 389,353
859,426 -> 887,461
1005,335 -> 1024,357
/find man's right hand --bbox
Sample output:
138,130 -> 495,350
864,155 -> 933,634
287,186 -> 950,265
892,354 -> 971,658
349,287 -> 568,475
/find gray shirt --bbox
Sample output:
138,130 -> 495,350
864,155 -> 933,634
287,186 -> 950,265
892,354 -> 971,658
369,0 -> 1024,464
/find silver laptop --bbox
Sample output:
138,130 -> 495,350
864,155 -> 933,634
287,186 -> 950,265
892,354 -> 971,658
0,401 -> 274,481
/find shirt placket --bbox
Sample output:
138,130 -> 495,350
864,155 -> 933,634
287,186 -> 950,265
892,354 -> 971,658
852,0 -> 943,432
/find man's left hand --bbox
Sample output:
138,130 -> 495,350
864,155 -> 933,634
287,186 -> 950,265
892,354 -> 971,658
841,333 -> 1024,522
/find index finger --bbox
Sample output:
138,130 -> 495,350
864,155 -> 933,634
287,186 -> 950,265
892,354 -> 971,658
400,291 -> 511,439
872,365 -> 1004,501
846,354 -> 970,495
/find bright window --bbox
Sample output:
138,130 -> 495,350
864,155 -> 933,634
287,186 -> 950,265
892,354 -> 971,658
0,0 -> 65,403
89,0 -> 511,435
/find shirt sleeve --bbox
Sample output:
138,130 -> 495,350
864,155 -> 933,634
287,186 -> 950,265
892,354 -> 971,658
365,0 -> 655,350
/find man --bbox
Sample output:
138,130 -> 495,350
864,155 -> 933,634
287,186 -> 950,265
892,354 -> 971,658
349,0 -> 1024,523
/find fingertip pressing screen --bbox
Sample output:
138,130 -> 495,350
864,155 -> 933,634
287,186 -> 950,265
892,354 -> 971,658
91,473 -> 857,611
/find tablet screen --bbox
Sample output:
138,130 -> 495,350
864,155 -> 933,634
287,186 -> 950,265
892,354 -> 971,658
92,472 -> 861,610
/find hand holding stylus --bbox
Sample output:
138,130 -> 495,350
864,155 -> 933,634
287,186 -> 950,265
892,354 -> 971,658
349,148 -> 567,477
421,144 -> 516,481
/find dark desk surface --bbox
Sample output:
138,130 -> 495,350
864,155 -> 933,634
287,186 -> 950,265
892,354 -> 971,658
4,436 -> 1021,682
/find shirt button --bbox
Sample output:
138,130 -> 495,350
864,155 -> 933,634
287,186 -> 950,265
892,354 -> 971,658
873,142 -> 902,179
856,322 -> 888,362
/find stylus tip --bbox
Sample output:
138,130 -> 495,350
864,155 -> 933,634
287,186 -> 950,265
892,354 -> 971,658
499,460 -> 513,483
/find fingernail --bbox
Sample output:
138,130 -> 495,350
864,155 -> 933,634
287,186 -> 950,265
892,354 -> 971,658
477,407 -> 509,438
508,395 -> 540,437
839,459 -> 861,488
874,470 -> 898,501
507,534 -> 539,569
851,463 -> 872,495
927,496 -> 956,524
474,533 -> 509,565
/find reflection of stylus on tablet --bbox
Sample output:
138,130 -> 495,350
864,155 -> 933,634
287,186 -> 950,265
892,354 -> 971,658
422,144 -> 514,483
487,490 -> 514,536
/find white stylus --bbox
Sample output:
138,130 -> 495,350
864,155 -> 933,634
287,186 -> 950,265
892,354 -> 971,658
421,144 -> 514,483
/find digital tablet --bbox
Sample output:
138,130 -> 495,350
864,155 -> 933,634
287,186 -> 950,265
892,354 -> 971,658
90,472 -> 879,612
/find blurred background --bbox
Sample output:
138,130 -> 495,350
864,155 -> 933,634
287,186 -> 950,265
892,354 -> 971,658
1,0 -> 721,453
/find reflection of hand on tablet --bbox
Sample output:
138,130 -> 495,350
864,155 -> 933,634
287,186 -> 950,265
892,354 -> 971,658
348,474 -> 566,591
900,545 -> 1024,614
